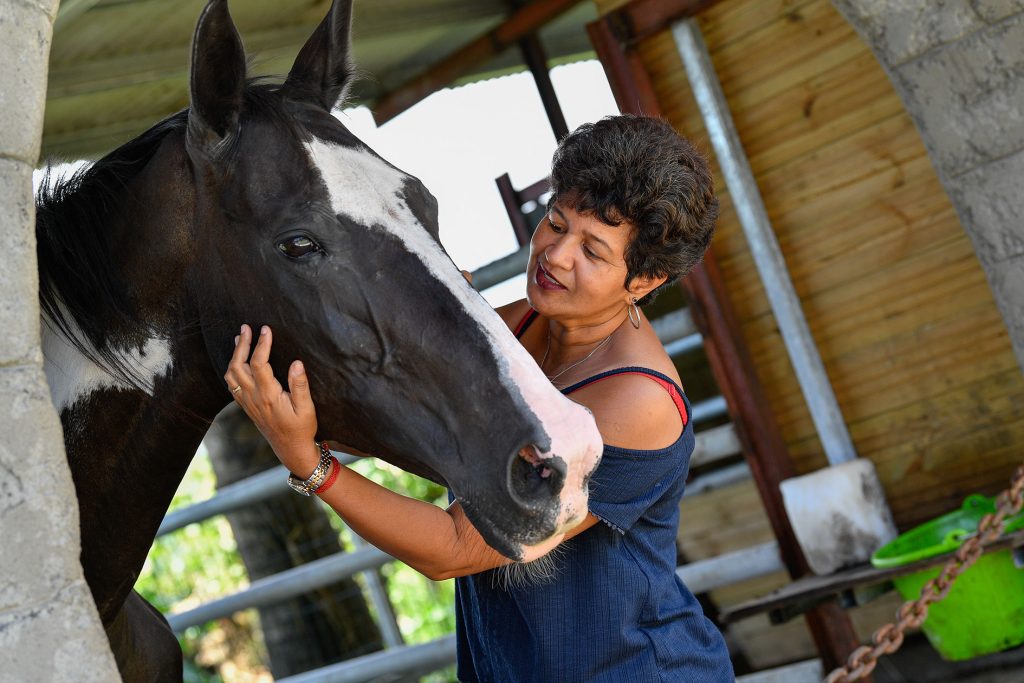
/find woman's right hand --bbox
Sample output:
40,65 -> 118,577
225,324 -> 321,477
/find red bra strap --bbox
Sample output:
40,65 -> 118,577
564,369 -> 688,426
513,308 -> 539,339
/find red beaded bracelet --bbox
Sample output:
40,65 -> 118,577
314,455 -> 340,495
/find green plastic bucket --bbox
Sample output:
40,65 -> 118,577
870,495 -> 1024,661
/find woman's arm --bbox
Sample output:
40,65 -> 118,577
224,324 -> 596,580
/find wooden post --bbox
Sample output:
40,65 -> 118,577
519,33 -> 569,141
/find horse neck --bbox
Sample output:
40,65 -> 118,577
39,131 -> 232,621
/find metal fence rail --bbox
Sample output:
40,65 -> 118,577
276,636 -> 458,683
168,545 -> 392,632
157,452 -> 360,538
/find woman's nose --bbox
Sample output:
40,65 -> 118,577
544,237 -> 573,270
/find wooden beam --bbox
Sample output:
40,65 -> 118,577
605,0 -> 723,45
519,33 -> 569,141
586,13 -> 871,678
372,0 -> 586,125
586,17 -> 660,116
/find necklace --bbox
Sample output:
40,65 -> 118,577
542,332 -> 614,383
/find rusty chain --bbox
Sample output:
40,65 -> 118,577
824,463 -> 1024,683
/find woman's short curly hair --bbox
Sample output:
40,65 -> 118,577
548,114 -> 718,306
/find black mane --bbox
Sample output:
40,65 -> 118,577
36,110 -> 189,383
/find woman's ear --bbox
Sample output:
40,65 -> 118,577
627,274 -> 668,302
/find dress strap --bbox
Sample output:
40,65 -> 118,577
513,308 -> 539,339
561,366 -> 689,426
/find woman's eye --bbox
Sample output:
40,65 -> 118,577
277,235 -> 321,258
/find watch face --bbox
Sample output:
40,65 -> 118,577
287,475 -> 312,496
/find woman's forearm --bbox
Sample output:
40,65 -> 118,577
316,460 -> 510,580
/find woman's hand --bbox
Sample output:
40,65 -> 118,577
225,324 -> 320,477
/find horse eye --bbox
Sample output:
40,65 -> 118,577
277,235 -> 321,259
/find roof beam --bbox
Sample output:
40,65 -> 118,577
371,0 -> 586,125
605,0 -> 722,44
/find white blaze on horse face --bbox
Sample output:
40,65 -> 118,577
305,138 -> 603,537
41,309 -> 174,417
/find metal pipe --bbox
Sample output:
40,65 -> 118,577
167,546 -> 392,632
671,19 -> 856,466
677,541 -> 783,594
470,245 -> 530,291
351,535 -> 404,649
651,307 -> 697,342
156,451 -> 360,537
683,462 -> 750,498
691,395 -> 728,424
689,424 -> 742,468
276,636 -> 457,683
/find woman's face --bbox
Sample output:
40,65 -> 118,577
525,201 -> 634,323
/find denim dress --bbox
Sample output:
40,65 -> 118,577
453,364 -> 734,682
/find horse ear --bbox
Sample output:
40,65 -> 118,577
187,0 -> 246,156
281,0 -> 354,111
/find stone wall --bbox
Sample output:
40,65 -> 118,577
831,0 -> 1024,374
0,0 -> 119,678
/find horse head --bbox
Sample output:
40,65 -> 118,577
185,0 -> 602,560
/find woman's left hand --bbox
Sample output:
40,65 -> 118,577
225,324 -> 320,475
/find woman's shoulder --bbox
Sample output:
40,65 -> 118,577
495,298 -> 533,331
567,333 -> 686,450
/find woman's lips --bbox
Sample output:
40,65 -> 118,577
536,261 -> 567,290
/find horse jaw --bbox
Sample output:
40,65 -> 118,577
304,138 -> 603,556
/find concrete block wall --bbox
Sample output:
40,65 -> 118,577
832,0 -> 1024,374
0,0 -> 119,679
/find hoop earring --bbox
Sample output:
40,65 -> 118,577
628,297 -> 641,329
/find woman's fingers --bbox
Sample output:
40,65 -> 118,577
225,324 -> 255,398
288,360 -> 315,418
250,325 -> 277,390
228,325 -> 253,374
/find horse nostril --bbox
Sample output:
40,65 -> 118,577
508,445 -> 566,506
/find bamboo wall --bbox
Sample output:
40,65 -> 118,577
594,0 -> 1024,669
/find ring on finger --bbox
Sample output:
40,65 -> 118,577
231,385 -> 242,395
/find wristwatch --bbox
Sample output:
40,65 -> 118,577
287,441 -> 332,496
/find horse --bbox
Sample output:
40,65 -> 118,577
35,1 -> 603,678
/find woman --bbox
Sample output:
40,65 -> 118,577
225,115 -> 734,681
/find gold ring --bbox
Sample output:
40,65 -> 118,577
231,385 -> 242,395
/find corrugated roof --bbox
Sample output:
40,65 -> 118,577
43,0 -> 597,159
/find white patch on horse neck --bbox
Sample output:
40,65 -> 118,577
305,139 -> 603,534
41,308 -> 174,414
